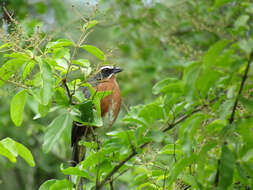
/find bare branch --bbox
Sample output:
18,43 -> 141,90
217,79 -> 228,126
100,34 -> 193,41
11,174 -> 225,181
229,52 -> 253,124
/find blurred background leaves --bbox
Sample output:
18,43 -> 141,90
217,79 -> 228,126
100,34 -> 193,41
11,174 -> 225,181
1,0 -> 253,189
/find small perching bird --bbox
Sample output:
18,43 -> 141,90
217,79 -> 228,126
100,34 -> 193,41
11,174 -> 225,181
71,66 -> 123,166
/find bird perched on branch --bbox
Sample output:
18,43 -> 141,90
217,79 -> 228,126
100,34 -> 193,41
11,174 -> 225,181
71,66 -> 123,166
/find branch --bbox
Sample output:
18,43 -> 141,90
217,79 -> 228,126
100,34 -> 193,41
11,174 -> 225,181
109,181 -> 114,190
215,51 -> 253,187
95,143 -> 148,190
0,76 -> 29,89
163,97 -> 218,132
62,78 -> 74,105
229,51 -> 253,124
214,159 -> 221,187
162,168 -> 168,190
163,106 -> 202,132
95,97 -> 219,189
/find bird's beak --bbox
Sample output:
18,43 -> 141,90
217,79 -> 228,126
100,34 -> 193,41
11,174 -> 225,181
113,67 -> 123,74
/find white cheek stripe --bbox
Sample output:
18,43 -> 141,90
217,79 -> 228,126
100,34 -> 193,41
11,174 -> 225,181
106,73 -> 113,79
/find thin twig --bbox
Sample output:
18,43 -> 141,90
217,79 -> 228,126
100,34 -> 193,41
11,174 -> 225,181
0,76 -> 29,89
162,168 -> 167,190
109,180 -> 114,190
229,52 -> 253,124
109,168 -> 128,182
163,107 -> 202,132
95,97 -> 220,189
95,144 -> 141,190
214,159 -> 221,187
163,96 -> 219,132
62,78 -> 74,105
215,51 -> 253,187
95,135 -> 101,189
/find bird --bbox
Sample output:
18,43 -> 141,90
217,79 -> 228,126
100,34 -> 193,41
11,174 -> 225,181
71,66 -> 123,166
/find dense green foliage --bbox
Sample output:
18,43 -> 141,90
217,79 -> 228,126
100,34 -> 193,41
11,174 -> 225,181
1,0 -> 253,189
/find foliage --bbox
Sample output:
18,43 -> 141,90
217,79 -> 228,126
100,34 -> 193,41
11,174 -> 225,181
1,0 -> 253,190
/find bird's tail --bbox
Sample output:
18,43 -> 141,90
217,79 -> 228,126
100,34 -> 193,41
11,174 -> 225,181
72,144 -> 86,166
71,123 -> 87,166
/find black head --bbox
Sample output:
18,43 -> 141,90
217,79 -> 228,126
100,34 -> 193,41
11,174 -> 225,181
95,66 -> 123,80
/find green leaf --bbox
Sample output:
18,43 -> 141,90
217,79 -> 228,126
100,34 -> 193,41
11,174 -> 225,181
0,43 -> 10,49
15,141 -> 35,167
50,179 -> 73,190
79,100 -> 94,122
197,69 -> 222,97
214,0 -> 233,8
38,102 -> 51,117
168,156 -> 194,185
93,91 -> 112,117
203,40 -> 230,67
219,99 -> 234,120
46,39 -> 73,50
138,182 -> 156,189
238,39 -> 253,54
82,45 -> 105,60
52,48 -> 70,60
122,117 -> 146,126
39,179 -> 57,190
107,130 -> 136,146
205,119 -> 225,134
240,97 -> 253,112
138,103 -> 164,124
61,165 -> 93,180
22,61 -> 36,80
236,118 -> 253,147
196,142 -> 216,182
183,62 -> 200,101
159,144 -> 182,155
81,151 -> 105,169
4,52 -> 31,59
0,59 -> 26,87
55,87 -> 69,106
218,144 -> 235,189
40,60 -> 54,105
180,114 -> 206,157
0,143 -> 16,163
234,15 -> 250,30
66,69 -> 85,82
72,109 -> 103,127
81,83 -> 111,117
0,138 -> 35,166
83,20 -> 99,30
81,141 -> 98,149
10,90 -> 27,127
72,59 -> 90,67
160,81 -> 184,94
43,113 -> 72,153
152,78 -> 178,95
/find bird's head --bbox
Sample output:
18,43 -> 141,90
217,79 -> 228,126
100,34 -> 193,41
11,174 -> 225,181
95,66 -> 123,80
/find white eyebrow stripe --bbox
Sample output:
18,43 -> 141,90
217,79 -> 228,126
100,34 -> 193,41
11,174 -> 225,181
100,66 -> 114,70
